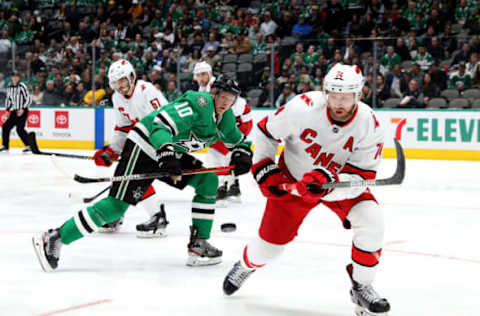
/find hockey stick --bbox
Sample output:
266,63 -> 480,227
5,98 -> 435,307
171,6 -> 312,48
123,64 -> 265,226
37,150 -> 119,162
74,166 -> 235,184
68,185 -> 111,203
273,138 -> 406,193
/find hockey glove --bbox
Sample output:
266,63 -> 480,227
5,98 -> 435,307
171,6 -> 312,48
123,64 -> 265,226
296,167 -> 338,204
157,145 -> 182,182
252,158 -> 293,199
230,145 -> 253,176
93,146 -> 120,167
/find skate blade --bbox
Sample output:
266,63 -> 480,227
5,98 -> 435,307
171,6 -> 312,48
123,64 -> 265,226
97,225 -> 122,233
354,305 -> 389,316
228,195 -> 242,203
216,199 -> 229,208
136,229 -> 167,238
32,236 -> 54,272
186,255 -> 222,267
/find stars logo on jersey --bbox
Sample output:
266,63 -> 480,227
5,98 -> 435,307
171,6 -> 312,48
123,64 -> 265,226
177,132 -> 208,152
196,95 -> 208,107
132,186 -> 144,201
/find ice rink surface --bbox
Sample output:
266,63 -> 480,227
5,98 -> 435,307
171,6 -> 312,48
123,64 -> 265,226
0,149 -> 479,316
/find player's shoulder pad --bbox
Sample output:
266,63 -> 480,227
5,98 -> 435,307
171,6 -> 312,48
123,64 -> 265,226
136,80 -> 155,93
357,101 -> 384,134
287,91 -> 326,111
234,96 -> 247,107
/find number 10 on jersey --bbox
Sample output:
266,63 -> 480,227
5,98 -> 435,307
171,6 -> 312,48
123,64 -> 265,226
175,102 -> 193,117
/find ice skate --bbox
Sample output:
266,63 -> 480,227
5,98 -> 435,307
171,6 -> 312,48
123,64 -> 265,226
32,228 -> 62,272
223,260 -> 255,295
186,225 -> 222,266
98,216 -> 124,233
28,132 -> 41,154
216,181 -> 228,208
347,264 -> 390,315
136,204 -> 169,238
227,178 -> 241,203
0,146 -> 9,152
22,146 -> 31,153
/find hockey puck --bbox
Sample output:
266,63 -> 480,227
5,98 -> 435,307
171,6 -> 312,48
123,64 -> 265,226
221,223 -> 236,232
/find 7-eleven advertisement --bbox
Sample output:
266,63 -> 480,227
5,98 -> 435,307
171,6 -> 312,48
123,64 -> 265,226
0,108 -> 95,149
375,110 -> 480,160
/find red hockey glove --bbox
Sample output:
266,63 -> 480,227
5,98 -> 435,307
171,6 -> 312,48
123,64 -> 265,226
252,158 -> 293,198
296,167 -> 338,203
93,146 -> 120,167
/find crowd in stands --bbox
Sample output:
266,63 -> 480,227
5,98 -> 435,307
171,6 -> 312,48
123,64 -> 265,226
1,0 -> 480,109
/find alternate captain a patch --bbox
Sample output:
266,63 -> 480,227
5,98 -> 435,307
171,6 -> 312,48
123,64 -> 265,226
196,95 -> 208,107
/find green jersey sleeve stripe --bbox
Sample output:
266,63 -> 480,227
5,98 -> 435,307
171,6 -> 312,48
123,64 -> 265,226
157,112 -> 178,136
127,127 -> 157,160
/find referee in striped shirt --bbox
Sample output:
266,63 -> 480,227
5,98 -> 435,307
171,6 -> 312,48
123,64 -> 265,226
1,71 -> 39,153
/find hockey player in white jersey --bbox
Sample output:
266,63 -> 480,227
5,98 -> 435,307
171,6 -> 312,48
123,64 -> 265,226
92,59 -> 170,237
223,64 -> 391,315
193,61 -> 253,204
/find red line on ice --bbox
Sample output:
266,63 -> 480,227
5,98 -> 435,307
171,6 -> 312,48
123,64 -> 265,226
38,299 -> 112,316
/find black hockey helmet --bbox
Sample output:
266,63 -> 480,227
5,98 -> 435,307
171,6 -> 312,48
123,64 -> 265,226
212,74 -> 241,97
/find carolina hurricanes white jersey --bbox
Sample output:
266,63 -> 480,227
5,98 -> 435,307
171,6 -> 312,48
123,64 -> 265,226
255,91 -> 385,201
198,76 -> 216,92
110,80 -> 168,153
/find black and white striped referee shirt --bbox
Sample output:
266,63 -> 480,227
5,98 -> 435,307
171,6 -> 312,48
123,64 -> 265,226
5,82 -> 32,111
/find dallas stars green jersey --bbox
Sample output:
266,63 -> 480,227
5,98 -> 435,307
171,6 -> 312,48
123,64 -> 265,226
138,90 -> 247,153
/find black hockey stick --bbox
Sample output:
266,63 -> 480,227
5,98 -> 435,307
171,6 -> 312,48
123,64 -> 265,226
273,138 -> 406,192
37,150 -> 120,162
74,166 -> 234,183
69,186 -> 111,203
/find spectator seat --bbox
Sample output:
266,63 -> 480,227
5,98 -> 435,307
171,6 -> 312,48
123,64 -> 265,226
470,98 -> 480,108
238,53 -> 253,64
448,98 -> 470,108
462,89 -> 480,100
247,88 -> 263,100
383,98 -> 401,107
440,89 -> 459,101
237,62 -> 253,89
222,54 -> 238,64
427,98 -> 447,108
221,62 -> 237,73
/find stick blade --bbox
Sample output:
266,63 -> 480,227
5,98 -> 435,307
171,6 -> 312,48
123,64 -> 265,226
73,174 -> 95,183
391,138 -> 406,184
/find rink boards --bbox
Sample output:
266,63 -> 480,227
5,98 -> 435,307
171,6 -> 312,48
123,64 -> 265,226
0,107 -> 479,161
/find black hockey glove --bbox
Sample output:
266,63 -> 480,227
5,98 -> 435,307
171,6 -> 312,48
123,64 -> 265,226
229,145 -> 253,176
157,146 -> 182,180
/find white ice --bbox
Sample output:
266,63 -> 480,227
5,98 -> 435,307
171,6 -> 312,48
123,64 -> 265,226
0,150 -> 479,316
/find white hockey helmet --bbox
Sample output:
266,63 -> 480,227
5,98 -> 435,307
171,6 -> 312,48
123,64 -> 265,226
108,59 -> 136,95
193,61 -> 212,80
323,63 -> 365,102
193,61 -> 212,74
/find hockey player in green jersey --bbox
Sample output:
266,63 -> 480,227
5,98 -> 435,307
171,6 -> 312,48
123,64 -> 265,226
33,75 -> 253,270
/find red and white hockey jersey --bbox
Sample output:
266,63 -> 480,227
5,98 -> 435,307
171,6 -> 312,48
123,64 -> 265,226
110,80 -> 168,153
255,91 -> 384,201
